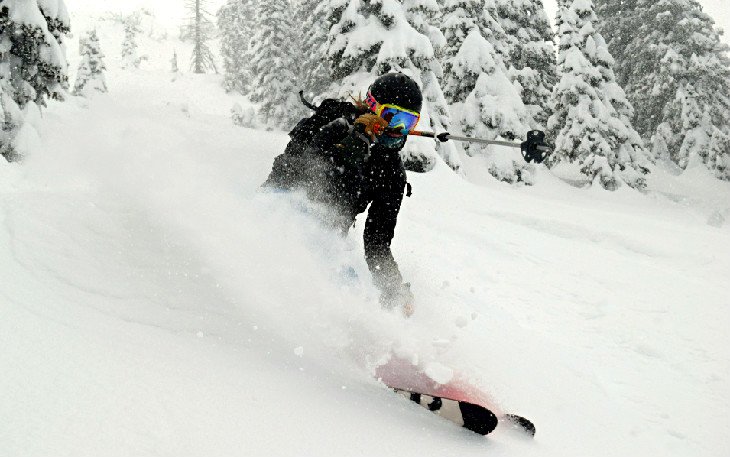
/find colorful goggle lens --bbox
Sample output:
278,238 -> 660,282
379,106 -> 420,134
366,91 -> 420,134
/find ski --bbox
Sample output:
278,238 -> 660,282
503,413 -> 537,437
393,388 -> 535,437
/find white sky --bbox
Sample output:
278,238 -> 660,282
63,0 -> 729,45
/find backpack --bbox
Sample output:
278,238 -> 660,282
285,93 -> 365,155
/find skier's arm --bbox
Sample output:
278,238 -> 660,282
312,118 -> 352,154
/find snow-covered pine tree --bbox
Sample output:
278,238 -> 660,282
298,0 -> 346,99
440,0 -> 532,183
403,0 -> 461,171
73,29 -> 107,96
38,0 -> 71,91
547,0 -> 649,190
479,0 -> 510,59
440,0 -> 482,103
593,0 -> 639,89
231,102 -> 256,127
183,0 -> 217,74
602,0 -> 730,179
494,0 -> 557,129
328,0 -> 431,87
248,0 -> 303,129
0,0 -> 70,161
39,0 -> 70,42
121,12 -> 142,69
73,60 -> 91,96
327,0 -> 456,171
218,0 -> 255,94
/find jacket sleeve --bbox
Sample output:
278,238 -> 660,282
311,118 -> 353,155
363,168 -> 406,294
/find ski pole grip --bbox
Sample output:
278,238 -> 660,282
437,132 -> 451,143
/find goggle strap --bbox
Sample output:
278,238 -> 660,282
366,91 -> 421,134
366,91 -> 420,117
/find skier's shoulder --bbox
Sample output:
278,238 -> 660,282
311,98 -> 371,150
289,96 -> 364,141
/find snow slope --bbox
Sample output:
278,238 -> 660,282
2,9 -> 730,457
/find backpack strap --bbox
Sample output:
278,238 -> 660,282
298,90 -> 317,111
288,94 -> 365,148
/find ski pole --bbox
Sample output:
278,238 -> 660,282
407,130 -> 548,151
404,129 -> 552,164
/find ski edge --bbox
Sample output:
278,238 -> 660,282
392,388 -> 535,438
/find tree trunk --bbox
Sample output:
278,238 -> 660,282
194,0 -> 203,73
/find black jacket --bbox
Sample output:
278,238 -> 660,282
263,113 -> 408,295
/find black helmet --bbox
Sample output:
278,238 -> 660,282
368,72 -> 422,113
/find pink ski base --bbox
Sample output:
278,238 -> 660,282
374,355 -> 504,416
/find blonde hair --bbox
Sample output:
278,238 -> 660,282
349,93 -> 371,112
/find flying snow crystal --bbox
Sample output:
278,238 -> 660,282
424,362 -> 454,385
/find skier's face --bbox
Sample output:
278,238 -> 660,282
377,131 -> 407,149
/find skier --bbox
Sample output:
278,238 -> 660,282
263,72 -> 422,316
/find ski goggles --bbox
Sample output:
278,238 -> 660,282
366,91 -> 420,135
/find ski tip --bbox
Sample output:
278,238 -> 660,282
502,414 -> 536,437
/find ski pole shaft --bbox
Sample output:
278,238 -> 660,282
441,133 -> 522,149
406,130 -> 437,139
407,130 -> 517,147
405,130 -> 551,153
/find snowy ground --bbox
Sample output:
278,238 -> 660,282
2,9 -> 730,457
